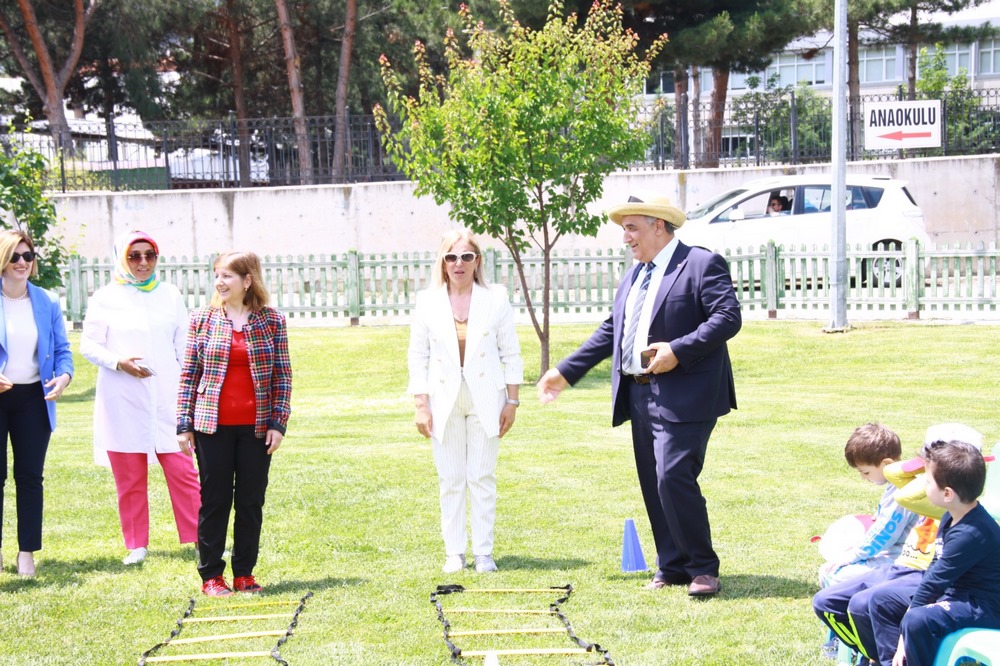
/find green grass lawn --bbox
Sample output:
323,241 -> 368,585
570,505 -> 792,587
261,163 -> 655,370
1,320 -> 998,665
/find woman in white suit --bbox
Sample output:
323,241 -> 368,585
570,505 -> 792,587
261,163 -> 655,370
408,230 -> 523,574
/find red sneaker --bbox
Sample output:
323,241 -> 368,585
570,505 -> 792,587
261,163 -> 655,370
201,575 -> 233,597
233,575 -> 263,594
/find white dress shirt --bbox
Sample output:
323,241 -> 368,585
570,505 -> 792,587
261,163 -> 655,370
622,238 -> 678,373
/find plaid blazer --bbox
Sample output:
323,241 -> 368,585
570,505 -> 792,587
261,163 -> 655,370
177,305 -> 292,438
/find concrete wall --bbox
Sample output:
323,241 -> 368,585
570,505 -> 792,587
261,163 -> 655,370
52,155 -> 1000,259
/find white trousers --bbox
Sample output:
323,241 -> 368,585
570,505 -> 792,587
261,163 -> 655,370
432,379 -> 500,557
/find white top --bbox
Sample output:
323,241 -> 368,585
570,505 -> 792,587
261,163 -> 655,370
622,238 -> 678,373
80,282 -> 189,465
2,296 -> 40,384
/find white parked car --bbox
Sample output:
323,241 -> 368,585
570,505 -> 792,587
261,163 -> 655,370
679,174 -> 930,252
677,174 -> 931,286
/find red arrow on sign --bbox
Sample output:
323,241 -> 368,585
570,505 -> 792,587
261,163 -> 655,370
878,130 -> 933,141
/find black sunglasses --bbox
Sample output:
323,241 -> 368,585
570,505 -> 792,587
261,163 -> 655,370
127,251 -> 159,262
9,251 -> 36,263
444,252 -> 478,264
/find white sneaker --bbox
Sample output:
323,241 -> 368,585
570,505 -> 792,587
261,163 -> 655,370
442,554 -> 466,573
474,555 -> 498,573
123,547 -> 148,565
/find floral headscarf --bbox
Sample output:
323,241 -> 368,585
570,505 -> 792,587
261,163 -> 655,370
113,230 -> 160,291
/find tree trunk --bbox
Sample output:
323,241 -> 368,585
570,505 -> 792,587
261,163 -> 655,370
274,0 -> 313,184
704,68 -> 729,169
225,0 -> 252,187
0,0 -> 102,154
672,64 -> 688,169
332,0 -> 358,182
847,19 -> 861,160
692,65 -> 704,167
906,7 -> 918,100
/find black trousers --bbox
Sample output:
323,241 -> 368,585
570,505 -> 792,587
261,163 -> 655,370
627,380 -> 719,581
194,425 -> 272,581
0,383 -> 52,552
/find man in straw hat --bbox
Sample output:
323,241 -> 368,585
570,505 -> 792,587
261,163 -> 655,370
538,193 -> 741,597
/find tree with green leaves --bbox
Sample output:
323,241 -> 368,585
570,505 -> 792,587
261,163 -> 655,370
0,0 -> 103,152
375,0 -> 665,372
814,0 -> 998,156
611,1 -> 820,168
0,128 -> 66,288
916,44 -> 996,154
861,0 -> 997,100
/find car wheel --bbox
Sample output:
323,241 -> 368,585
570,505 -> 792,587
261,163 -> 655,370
863,240 -> 903,288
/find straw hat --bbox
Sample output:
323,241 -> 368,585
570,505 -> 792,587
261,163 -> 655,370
607,194 -> 686,228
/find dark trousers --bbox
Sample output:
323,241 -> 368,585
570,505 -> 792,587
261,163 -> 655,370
0,383 -> 52,552
813,564 -> 922,664
628,381 -> 719,580
901,598 -> 1000,666
194,425 -> 272,581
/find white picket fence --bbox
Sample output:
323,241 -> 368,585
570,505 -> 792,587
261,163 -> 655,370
59,242 -> 1000,327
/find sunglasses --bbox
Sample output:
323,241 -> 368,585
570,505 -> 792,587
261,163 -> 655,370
9,251 -> 36,263
127,251 -> 159,263
444,252 -> 478,264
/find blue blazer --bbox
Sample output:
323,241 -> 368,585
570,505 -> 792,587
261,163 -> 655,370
557,241 -> 741,427
0,281 -> 74,431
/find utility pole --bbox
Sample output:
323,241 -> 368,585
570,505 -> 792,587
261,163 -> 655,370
828,0 -> 849,330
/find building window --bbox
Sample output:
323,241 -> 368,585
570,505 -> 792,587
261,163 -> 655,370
729,71 -> 751,90
765,53 -> 826,87
928,43 -> 972,76
979,39 -> 1000,75
646,70 -> 674,95
858,47 -> 898,83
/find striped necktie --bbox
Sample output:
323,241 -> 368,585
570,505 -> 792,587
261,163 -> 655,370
622,262 -> 655,374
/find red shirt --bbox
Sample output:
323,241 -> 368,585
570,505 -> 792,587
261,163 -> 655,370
217,331 -> 256,426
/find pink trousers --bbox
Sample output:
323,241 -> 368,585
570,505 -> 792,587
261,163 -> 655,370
107,451 -> 201,549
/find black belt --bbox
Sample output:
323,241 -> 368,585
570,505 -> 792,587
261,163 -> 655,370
624,373 -> 651,385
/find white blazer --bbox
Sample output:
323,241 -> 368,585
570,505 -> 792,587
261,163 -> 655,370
407,282 -> 523,441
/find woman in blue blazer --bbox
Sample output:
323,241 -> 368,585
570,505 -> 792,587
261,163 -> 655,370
0,230 -> 73,576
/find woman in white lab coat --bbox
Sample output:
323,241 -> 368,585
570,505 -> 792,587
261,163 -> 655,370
81,231 -> 200,565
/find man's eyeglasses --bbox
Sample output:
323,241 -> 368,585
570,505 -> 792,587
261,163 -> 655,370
444,252 -> 478,264
127,251 -> 159,263
9,251 -> 36,263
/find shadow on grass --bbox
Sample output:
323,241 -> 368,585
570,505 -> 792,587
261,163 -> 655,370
718,573 -> 816,599
495,555 -> 590,571
61,385 -> 96,402
0,554 -> 122,590
604,572 -> 815,600
263,576 -> 366,595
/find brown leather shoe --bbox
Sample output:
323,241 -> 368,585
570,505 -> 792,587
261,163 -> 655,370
687,575 -> 721,597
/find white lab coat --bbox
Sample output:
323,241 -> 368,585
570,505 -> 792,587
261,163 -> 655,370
80,282 -> 189,465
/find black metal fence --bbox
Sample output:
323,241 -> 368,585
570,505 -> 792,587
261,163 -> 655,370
643,87 -> 1000,170
12,86 -> 1000,193
9,112 -> 404,193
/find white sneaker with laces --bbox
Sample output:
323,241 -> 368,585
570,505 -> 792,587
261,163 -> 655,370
123,547 -> 148,565
474,555 -> 498,573
442,554 -> 466,574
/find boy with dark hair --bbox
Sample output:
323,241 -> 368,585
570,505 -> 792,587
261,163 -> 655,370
820,423 -> 917,588
890,439 -> 1000,666
814,423 -> 982,665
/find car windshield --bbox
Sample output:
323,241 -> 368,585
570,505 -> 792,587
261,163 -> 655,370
687,188 -> 750,219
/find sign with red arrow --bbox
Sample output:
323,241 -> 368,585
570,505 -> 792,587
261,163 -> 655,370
865,100 -> 942,150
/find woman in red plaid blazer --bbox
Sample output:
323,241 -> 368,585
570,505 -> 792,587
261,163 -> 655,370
177,251 -> 292,597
